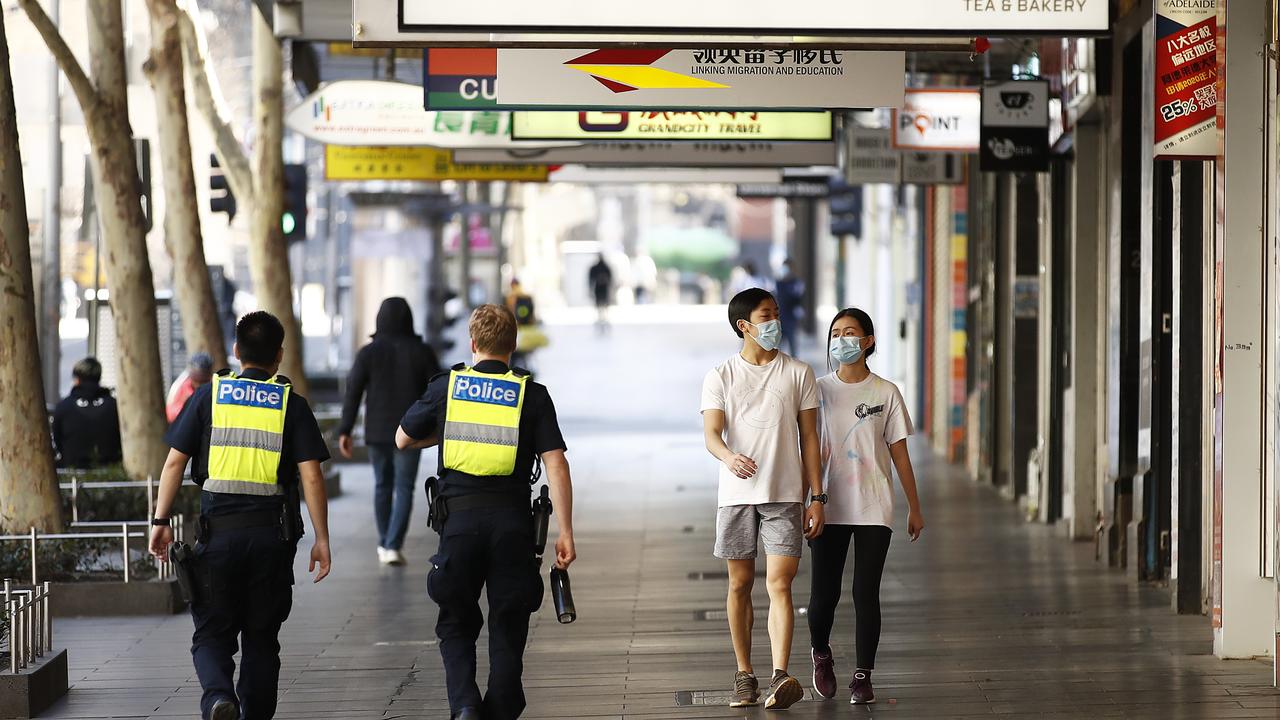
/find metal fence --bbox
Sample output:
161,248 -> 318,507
3,580 -> 52,673
56,471 -> 196,525
0,516 -> 187,585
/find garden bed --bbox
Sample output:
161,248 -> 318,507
0,648 -> 68,719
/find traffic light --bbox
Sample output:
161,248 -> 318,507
135,138 -> 153,233
283,163 -> 307,243
828,180 -> 863,238
209,154 -> 237,221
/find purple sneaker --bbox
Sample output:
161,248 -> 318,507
811,648 -> 836,699
849,670 -> 875,705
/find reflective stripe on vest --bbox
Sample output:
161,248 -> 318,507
206,374 -> 290,496
443,368 -> 527,476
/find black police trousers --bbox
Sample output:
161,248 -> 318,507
428,506 -> 543,720
191,524 -> 297,720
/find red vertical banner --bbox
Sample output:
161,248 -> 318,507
1155,0 -> 1219,159
950,185 -> 968,462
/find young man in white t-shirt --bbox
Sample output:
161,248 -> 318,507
700,288 -> 825,710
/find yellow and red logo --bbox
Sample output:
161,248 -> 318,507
564,50 -> 729,93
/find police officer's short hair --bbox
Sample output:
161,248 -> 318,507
469,304 -> 517,356
236,311 -> 286,366
72,357 -> 102,384
727,288 -> 776,338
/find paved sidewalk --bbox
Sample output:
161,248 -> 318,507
39,315 -> 1275,719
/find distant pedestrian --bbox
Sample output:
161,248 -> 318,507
587,254 -> 614,333
808,307 -> 924,706
774,260 -> 806,357
52,357 -> 122,469
728,261 -> 772,298
166,352 -> 216,423
338,298 -> 441,566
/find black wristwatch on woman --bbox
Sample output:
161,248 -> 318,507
810,493 -> 829,505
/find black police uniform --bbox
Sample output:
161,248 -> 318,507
166,369 -> 330,720
399,360 -> 566,720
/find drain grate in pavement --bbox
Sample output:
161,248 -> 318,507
374,640 -> 439,647
1021,610 -> 1084,617
696,606 -> 807,621
688,570 -> 768,580
675,688 -> 815,706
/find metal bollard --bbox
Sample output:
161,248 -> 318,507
122,523 -> 130,584
43,582 -> 51,653
28,528 -> 37,586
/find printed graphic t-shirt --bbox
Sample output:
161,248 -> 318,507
817,371 -> 914,527
701,352 -> 820,507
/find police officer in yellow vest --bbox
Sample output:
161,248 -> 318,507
149,311 -> 333,720
397,304 -> 576,720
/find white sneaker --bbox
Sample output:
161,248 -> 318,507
377,547 -> 393,565
386,549 -> 406,566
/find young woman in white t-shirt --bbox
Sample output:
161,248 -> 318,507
807,307 -> 925,706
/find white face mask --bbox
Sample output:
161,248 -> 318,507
746,319 -> 783,352
829,336 -> 863,364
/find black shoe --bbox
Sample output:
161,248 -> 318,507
453,708 -> 481,720
210,699 -> 239,720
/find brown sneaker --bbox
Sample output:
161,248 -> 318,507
729,671 -> 760,707
764,670 -> 804,710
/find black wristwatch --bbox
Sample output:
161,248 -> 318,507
810,493 -> 829,505
151,517 -> 171,527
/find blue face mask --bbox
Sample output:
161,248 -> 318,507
747,319 -> 783,352
829,336 -> 863,364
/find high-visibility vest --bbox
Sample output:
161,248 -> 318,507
443,367 -> 527,476
206,373 -> 290,496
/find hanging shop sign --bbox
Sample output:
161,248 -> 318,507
736,182 -> 830,198
452,141 -> 837,167
285,81 -> 567,148
547,166 -> 783,184
1154,0 -> 1218,159
892,89 -> 981,152
423,48 -> 904,111
324,145 -> 549,182
980,80 -> 1050,172
901,152 -> 967,184
357,0 -> 1107,46
845,127 -> 902,184
511,111 -> 833,141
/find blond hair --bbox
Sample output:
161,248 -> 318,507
469,304 -> 518,355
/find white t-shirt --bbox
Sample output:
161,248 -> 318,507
817,371 -> 914,527
701,352 -> 820,507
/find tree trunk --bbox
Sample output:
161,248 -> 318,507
144,0 -> 226,370
83,0 -> 169,480
0,9 -> 64,533
249,10 -> 307,395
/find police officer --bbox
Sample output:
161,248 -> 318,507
148,311 -> 333,720
396,304 -> 576,720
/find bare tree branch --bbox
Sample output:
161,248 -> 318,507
17,0 -> 98,116
175,0 -> 253,199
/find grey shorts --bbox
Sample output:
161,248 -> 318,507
714,503 -> 804,560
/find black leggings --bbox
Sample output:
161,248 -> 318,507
807,524 -> 892,669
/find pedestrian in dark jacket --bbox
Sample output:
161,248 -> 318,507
338,298 -> 441,565
52,357 -> 123,469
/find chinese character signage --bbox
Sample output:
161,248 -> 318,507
453,141 -> 837,167
892,89 -> 981,152
382,0 -> 1108,40
511,111 -> 832,141
980,80 -> 1050,172
1154,0 -> 1218,159
324,145 -> 549,182
285,81 -> 567,148
424,48 -> 904,111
